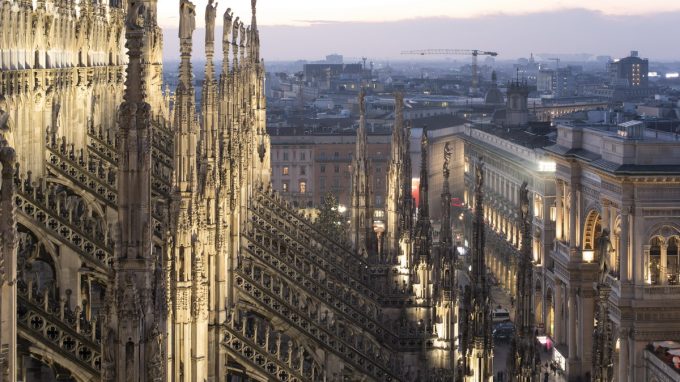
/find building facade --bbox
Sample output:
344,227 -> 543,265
270,131 -> 391,209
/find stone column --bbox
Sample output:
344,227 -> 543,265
580,291 -> 595,369
568,289 -> 577,359
618,328 -> 630,382
556,180 -> 563,241
554,280 -> 563,343
619,208 -> 630,283
643,246 -> 651,284
568,182 -> 578,249
660,242 -> 668,285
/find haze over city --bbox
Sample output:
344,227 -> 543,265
160,0 -> 680,62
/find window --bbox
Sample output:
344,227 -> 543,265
301,152 -> 306,160
334,152 -> 339,159
320,177 -> 326,190
282,167 -> 289,175
320,165 -> 326,173
282,182 -> 289,193
299,182 -> 307,194
333,178 -> 340,188
334,165 -> 340,173
300,166 -> 306,176
283,152 -> 289,160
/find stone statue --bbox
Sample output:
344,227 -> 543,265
126,1 -> 146,29
179,0 -> 196,40
101,327 -> 115,381
232,17 -> 240,46
0,108 -> 9,136
475,160 -> 484,190
239,23 -> 246,47
146,323 -> 164,381
520,181 -> 530,222
205,0 -> 218,46
223,8 -> 233,44
596,229 -> 614,284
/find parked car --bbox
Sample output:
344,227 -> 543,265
493,322 -> 515,343
492,308 -> 511,323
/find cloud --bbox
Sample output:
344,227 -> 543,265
161,9 -> 680,63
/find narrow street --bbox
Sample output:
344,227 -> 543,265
490,283 -> 567,382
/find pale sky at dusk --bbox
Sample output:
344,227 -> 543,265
158,0 -> 680,27
159,1 -> 680,61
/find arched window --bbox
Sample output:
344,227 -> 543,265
668,237 -> 679,285
650,237 -> 662,285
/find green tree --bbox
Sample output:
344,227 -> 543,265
315,192 -> 348,239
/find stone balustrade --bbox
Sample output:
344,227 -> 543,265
222,312 -> 324,381
234,261 -> 402,381
16,279 -> 101,376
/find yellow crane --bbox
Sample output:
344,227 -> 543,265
401,49 -> 499,96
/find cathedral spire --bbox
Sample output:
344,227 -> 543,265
249,0 -> 260,62
508,182 -> 539,381
385,92 -> 406,257
104,1 -> 165,380
462,158 -> 493,382
413,128 -> 432,264
418,128 -> 429,219
201,0 -> 219,170
350,89 -> 373,257
440,142 -> 452,248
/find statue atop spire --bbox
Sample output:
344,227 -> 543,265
223,8 -> 234,43
205,0 -> 218,46
179,0 -> 196,40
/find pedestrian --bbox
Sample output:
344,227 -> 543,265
544,372 -> 549,382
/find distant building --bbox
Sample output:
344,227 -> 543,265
270,130 -> 390,209
303,63 -> 363,90
609,50 -> 649,88
325,54 -> 343,64
537,67 -> 576,98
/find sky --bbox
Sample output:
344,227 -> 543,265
158,0 -> 680,27
159,1 -> 680,62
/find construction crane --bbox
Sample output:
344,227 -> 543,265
401,49 -> 498,96
548,57 -> 561,70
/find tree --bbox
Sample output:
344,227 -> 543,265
315,193 -> 348,239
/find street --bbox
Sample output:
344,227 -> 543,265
490,284 -> 567,382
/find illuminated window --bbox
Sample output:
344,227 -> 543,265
282,182 -> 288,193
282,167 -> 289,175
299,182 -> 307,194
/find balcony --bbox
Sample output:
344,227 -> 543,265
640,284 -> 680,300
